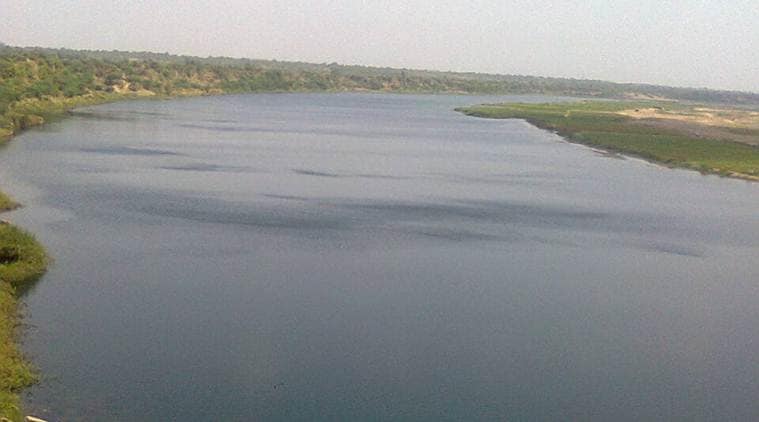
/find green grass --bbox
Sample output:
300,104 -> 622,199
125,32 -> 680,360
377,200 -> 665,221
0,192 -> 17,212
0,224 -> 47,421
457,102 -> 759,180
0,281 -> 38,422
0,225 -> 48,288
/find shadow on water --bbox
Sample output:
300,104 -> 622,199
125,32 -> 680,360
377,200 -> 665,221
160,163 -> 255,173
53,183 -> 712,257
80,146 -> 183,156
293,169 -> 410,180
177,122 -> 412,139
69,110 -> 172,122
293,169 -> 342,178
260,194 -> 314,202
68,110 -> 139,122
15,273 -> 45,299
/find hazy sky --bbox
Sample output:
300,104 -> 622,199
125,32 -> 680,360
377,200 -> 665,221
2,0 -> 757,92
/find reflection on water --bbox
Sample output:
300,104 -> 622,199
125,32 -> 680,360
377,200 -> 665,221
0,93 -> 757,421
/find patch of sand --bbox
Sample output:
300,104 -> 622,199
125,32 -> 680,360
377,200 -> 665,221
617,107 -> 759,130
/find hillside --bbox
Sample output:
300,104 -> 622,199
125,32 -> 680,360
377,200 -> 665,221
2,43 -> 759,141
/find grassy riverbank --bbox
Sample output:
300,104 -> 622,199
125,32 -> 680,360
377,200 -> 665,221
1,92 -> 143,143
457,101 -> 759,180
0,222 -> 47,421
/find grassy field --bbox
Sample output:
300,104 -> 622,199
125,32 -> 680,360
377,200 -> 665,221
456,101 -> 759,180
0,218 -> 48,420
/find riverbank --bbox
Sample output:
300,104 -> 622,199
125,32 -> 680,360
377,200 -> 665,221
456,101 -> 759,181
1,92 -> 155,144
0,218 -> 47,421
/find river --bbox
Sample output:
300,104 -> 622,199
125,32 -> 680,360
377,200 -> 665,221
1,93 -> 757,420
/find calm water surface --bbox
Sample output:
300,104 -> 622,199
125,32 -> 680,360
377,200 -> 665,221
1,94 -> 757,421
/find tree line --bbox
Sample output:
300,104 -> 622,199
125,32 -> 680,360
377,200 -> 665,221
1,43 -> 758,136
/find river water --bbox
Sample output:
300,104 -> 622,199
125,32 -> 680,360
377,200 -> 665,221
1,93 -> 757,421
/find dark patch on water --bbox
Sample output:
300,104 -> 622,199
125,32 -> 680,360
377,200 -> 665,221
69,110 -> 138,122
426,171 -> 567,186
160,163 -> 252,173
72,166 -> 113,174
625,239 -> 706,258
122,110 -> 171,117
408,227 -> 520,243
261,194 -> 314,202
178,122 -> 408,140
353,173 -> 410,180
293,169 -> 342,178
138,204 -> 348,231
80,146 -> 182,156
178,123 -> 268,132
293,169 -> 409,180
113,191 -> 350,231
338,199 -> 606,225
70,109 -> 171,121
204,119 -> 238,124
